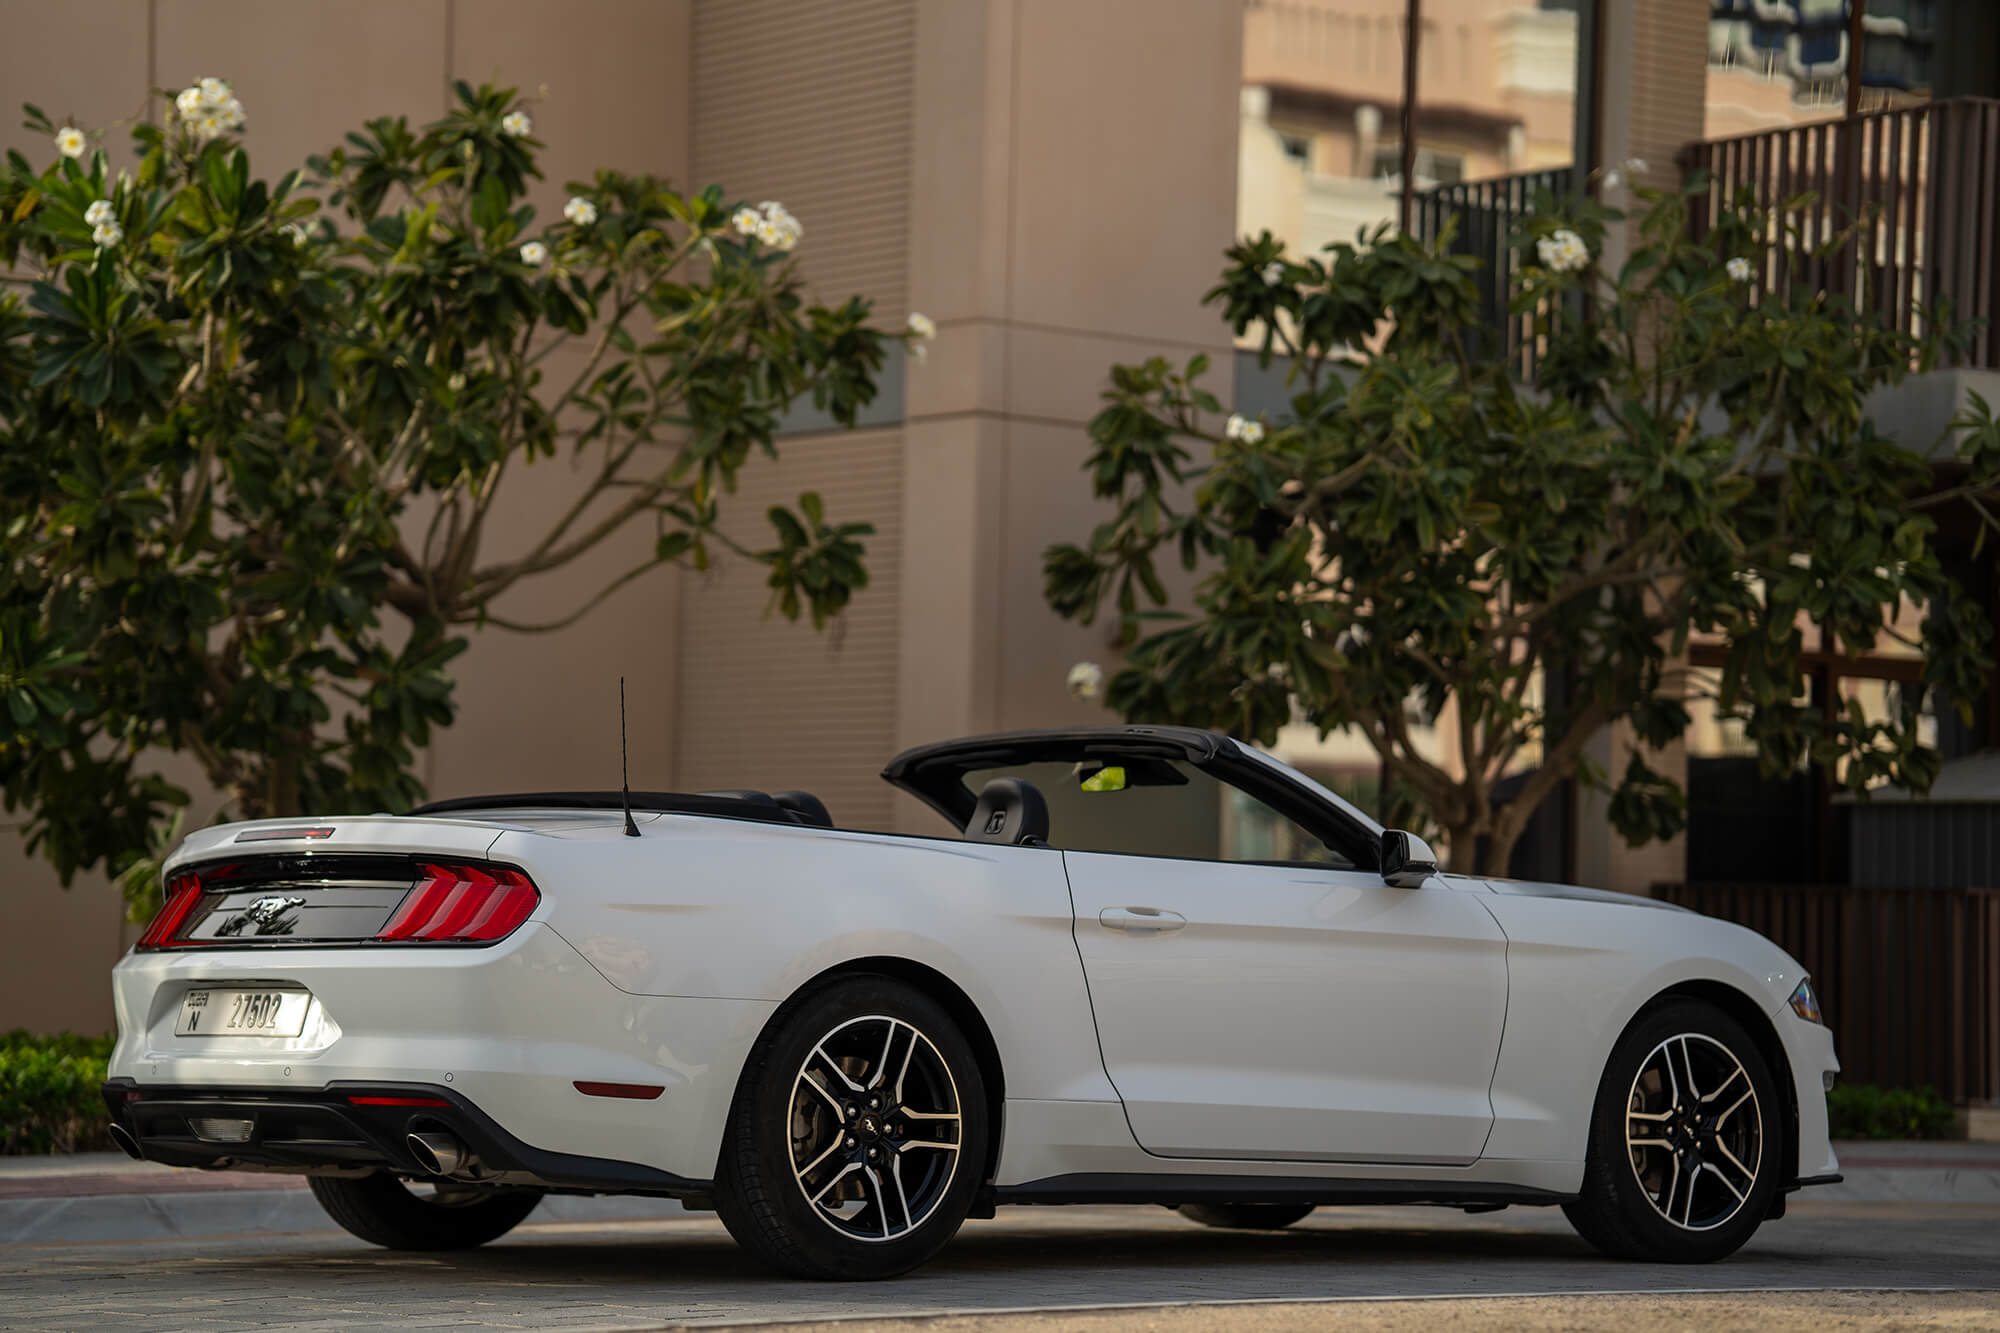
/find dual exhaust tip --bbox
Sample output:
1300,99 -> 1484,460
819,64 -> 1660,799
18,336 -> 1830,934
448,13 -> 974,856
406,1131 -> 471,1178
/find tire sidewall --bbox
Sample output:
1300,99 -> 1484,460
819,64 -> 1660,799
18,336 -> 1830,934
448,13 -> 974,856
1585,1000 -> 1784,1262
724,975 -> 989,1279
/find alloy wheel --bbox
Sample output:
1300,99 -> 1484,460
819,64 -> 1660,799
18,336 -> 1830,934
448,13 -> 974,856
1623,1032 -> 1763,1231
787,1014 -> 963,1243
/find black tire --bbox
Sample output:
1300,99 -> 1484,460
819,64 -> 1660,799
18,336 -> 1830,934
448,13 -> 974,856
1176,1203 -> 1315,1230
1563,999 -> 1783,1263
714,975 -> 990,1280
308,1172 -> 543,1250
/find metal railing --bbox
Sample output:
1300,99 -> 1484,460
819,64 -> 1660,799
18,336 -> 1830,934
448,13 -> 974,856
1412,167 -> 1575,378
1680,97 -> 2000,370
1652,881 -> 2000,1105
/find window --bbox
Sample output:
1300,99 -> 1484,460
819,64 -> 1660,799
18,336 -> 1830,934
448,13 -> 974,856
962,759 -> 1353,870
1370,145 -> 1465,184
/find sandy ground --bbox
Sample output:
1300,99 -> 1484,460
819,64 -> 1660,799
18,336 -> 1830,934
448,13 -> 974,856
698,1290 -> 2000,1333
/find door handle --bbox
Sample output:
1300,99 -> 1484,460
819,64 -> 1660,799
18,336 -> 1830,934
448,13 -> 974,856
1099,906 -> 1187,933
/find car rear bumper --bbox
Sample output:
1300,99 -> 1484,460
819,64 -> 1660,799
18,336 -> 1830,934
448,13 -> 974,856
101,1078 -> 709,1197
106,923 -> 777,1183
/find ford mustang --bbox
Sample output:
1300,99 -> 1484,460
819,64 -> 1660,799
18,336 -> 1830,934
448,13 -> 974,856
102,725 -> 1840,1279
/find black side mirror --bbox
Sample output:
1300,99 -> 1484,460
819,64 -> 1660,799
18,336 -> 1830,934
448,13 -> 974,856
1380,829 -> 1440,888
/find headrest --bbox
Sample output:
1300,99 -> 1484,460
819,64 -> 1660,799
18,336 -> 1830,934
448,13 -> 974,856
773,790 -> 834,828
964,777 -> 1049,846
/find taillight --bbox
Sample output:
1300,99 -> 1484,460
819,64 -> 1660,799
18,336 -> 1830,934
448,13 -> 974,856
136,873 -> 206,950
376,862 -> 539,943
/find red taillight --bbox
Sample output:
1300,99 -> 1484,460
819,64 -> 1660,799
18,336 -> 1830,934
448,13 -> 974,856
347,1095 -> 450,1108
136,873 -> 206,950
376,862 -> 539,943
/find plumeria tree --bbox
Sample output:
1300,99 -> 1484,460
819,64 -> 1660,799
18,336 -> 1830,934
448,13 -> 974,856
1046,178 -> 2000,874
1,81 -> 935,895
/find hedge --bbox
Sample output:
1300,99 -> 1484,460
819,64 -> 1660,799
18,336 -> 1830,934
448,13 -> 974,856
1825,1082 -> 1958,1141
0,1031 -> 115,1154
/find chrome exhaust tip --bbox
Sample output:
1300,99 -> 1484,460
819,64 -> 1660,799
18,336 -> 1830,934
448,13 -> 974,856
406,1132 -> 467,1177
107,1123 -> 143,1161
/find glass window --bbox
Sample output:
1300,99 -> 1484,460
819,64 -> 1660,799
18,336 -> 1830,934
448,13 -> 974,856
961,759 -> 1352,870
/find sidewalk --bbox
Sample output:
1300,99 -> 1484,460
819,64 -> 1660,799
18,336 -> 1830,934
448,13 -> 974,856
3,1142 -> 1996,1248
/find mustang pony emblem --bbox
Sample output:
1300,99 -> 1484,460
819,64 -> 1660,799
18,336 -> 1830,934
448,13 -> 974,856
246,895 -> 305,925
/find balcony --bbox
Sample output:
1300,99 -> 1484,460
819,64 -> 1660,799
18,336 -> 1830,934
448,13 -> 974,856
1682,96 -> 2000,371
1413,99 -> 2000,376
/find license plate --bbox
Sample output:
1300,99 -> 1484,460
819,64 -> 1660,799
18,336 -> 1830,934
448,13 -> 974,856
176,988 -> 310,1037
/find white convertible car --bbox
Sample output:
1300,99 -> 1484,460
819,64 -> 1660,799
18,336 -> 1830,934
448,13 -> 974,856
104,725 -> 1840,1279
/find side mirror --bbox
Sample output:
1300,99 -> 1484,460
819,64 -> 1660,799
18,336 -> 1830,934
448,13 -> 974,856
1380,830 -> 1440,888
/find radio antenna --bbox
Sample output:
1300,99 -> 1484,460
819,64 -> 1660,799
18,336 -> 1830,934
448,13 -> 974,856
619,677 -> 640,837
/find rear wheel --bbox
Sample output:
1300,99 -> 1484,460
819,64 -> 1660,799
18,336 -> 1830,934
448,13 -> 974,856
1563,999 -> 1782,1263
714,975 -> 990,1280
308,1172 -> 543,1250
1176,1203 -> 1315,1231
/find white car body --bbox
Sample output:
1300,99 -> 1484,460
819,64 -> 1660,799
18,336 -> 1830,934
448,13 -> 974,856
106,726 -> 1839,1219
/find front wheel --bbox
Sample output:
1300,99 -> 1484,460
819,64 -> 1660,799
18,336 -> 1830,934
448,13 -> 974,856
714,975 -> 990,1280
1563,999 -> 1782,1263
308,1172 -> 543,1250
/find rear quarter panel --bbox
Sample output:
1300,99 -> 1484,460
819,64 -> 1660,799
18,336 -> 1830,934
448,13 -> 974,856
490,816 -> 1122,1160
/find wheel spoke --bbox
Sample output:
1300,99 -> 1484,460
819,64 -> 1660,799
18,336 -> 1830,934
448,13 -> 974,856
795,1133 -> 846,1182
812,1043 -> 865,1093
1676,1037 -> 1701,1102
1626,1135 -> 1673,1149
898,1138 -> 961,1153
901,1107 -> 959,1122
1627,1108 -> 1672,1121
809,1160 -> 861,1207
890,1156 -> 914,1233
800,1071 -> 846,1119
1680,1161 -> 1701,1226
867,1020 -> 900,1091
894,1026 -> 920,1102
1700,1066 -> 1744,1106
861,1165 -> 891,1239
1713,1138 -> 1759,1191
1714,1086 -> 1754,1129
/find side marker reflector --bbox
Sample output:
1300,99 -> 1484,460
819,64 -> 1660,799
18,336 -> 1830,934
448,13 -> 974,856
347,1096 -> 451,1108
574,1081 -> 665,1100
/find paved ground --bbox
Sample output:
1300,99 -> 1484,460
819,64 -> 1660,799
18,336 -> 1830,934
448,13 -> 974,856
1,1146 -> 1995,1330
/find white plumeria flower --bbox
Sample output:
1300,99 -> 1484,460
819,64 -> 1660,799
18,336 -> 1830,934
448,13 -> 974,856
281,222 -> 309,247
1623,157 -> 1648,175
1536,228 -> 1590,274
730,205 -> 760,236
907,311 -> 936,340
501,110 -> 532,137
175,87 -> 202,117
55,127 -> 87,159
1601,169 -> 1623,191
742,200 -> 802,251
1726,256 -> 1755,284
1261,260 -> 1286,287
91,221 -> 123,247
519,240 -> 548,266
1067,661 -> 1105,702
563,196 -> 597,227
84,199 -> 115,226
198,76 -> 229,107
1226,414 -> 1266,444
447,372 -> 467,392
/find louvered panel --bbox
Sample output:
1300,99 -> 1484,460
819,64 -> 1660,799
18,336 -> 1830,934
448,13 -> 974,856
692,0 -> 915,323
676,430 -> 904,831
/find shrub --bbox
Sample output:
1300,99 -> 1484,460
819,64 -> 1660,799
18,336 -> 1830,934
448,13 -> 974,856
1825,1082 -> 1957,1141
0,1030 -> 115,1154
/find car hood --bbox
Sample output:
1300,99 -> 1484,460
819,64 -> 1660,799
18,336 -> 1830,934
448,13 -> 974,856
1471,876 -> 1692,912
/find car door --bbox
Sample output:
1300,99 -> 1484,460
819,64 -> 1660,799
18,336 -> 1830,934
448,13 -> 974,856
1060,799 -> 1509,1165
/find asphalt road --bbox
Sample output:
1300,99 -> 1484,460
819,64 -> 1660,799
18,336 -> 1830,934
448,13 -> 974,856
2,1198 -> 1996,1331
